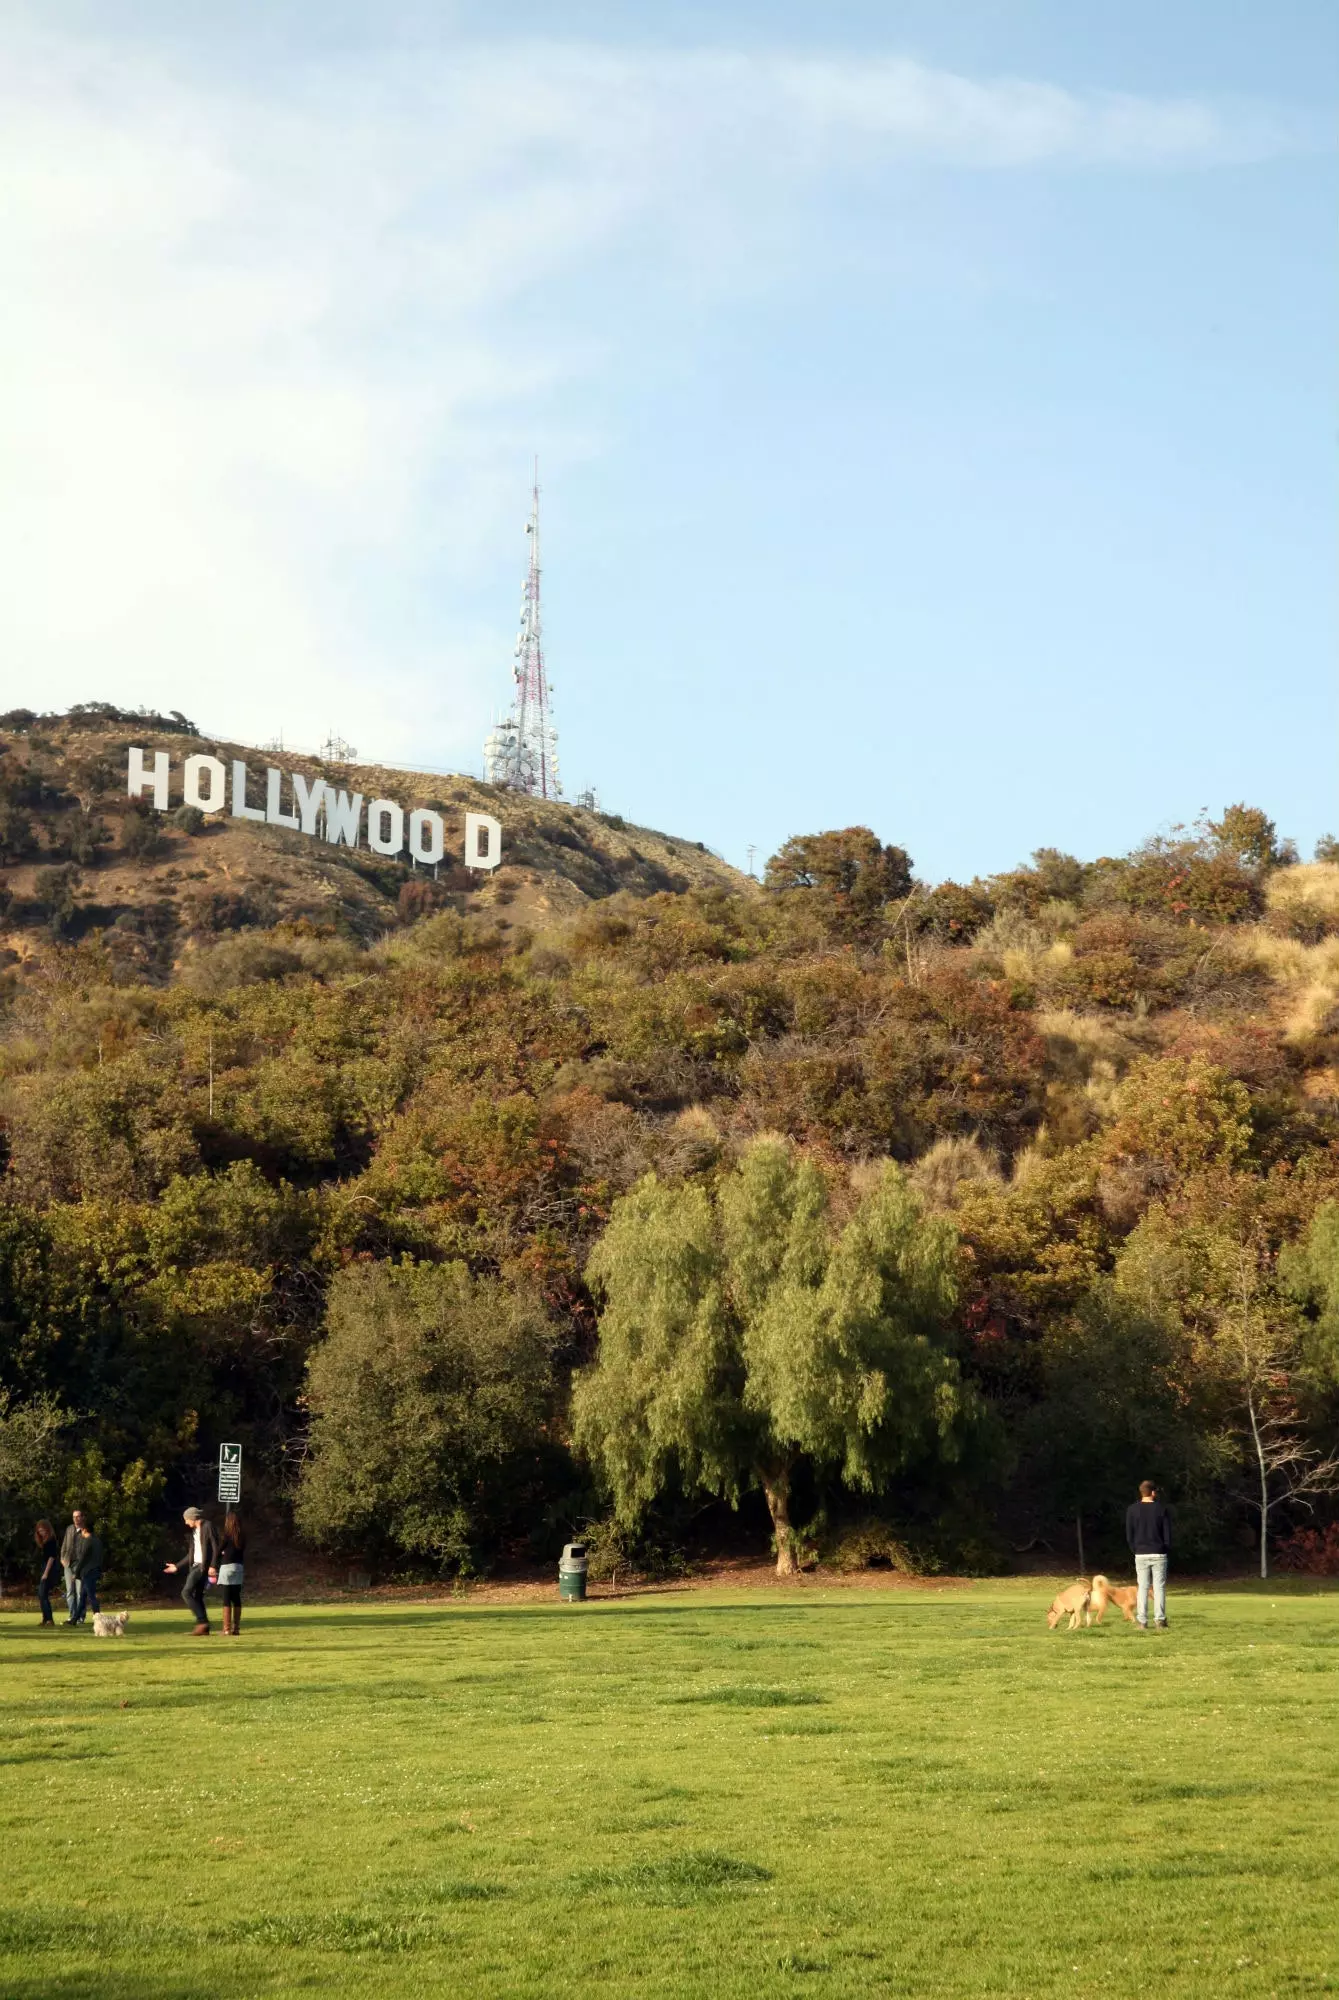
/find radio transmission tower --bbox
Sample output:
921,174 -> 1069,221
483,464 -> 561,798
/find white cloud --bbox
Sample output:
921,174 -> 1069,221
0,16 -> 1298,765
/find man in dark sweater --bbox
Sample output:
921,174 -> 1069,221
1125,1480 -> 1172,1630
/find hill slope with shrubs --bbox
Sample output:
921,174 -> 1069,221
2,712 -> 1337,1583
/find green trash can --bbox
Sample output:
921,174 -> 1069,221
559,1542 -> 588,1603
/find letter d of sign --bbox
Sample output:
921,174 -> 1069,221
127,747 -> 169,810
408,809 -> 445,866
464,813 -> 502,872
183,755 -> 226,812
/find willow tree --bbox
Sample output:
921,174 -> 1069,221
572,1138 -> 966,1572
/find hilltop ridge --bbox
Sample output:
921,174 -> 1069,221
0,706 -> 750,974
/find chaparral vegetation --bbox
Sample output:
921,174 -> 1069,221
1,710 -> 1338,1584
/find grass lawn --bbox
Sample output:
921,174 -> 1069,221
1,1579 -> 1336,1998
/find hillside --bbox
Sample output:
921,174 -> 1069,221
1,717 -> 1337,1584
0,704 -> 750,979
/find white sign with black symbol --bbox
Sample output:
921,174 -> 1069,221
217,1442 -> 242,1504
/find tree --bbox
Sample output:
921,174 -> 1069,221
295,1260 -> 558,1573
1279,1201 -> 1339,1394
1116,1211 -> 1339,1578
1215,1238 -> 1339,1580
765,829 -> 913,936
0,1389 -> 66,1497
1208,804 -> 1293,872
573,1139 -> 966,1572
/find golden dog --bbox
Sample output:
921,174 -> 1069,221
1045,1582 -> 1091,1630
1088,1575 -> 1138,1624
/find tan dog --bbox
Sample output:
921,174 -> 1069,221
1046,1582 -> 1091,1630
91,1611 -> 131,1638
1088,1575 -> 1138,1624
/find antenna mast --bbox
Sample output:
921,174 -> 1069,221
484,462 -> 561,798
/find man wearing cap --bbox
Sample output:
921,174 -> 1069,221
165,1507 -> 220,1635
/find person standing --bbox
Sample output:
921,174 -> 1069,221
34,1520 -> 61,1626
65,1510 -> 103,1627
60,1511 -> 80,1622
216,1511 -> 246,1637
164,1506 -> 219,1635
1125,1479 -> 1172,1630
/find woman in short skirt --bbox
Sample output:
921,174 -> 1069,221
217,1510 -> 246,1636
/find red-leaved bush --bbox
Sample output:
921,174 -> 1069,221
1273,1523 -> 1339,1575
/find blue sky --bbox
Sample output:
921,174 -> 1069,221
2,0 -> 1334,879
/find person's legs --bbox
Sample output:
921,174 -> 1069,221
63,1565 -> 78,1621
37,1575 -> 54,1623
181,1565 -> 209,1630
1151,1555 -> 1168,1627
223,1585 -> 242,1634
84,1571 -> 100,1615
71,1576 -> 87,1624
1135,1553 -> 1154,1627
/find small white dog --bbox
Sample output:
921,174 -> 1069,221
91,1611 -> 130,1638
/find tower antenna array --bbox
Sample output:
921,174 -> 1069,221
484,463 -> 561,798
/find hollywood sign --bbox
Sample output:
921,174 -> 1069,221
127,747 -> 501,871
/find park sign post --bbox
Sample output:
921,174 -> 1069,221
126,747 -> 503,872
217,1443 -> 242,1506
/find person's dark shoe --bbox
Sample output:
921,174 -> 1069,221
1155,1621 -> 1169,1630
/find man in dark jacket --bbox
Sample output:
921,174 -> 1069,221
63,1509 -> 103,1626
1125,1480 -> 1172,1630
164,1507 -> 220,1635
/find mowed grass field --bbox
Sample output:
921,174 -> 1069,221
2,1582 -> 1337,1999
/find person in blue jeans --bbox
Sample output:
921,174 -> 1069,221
65,1509 -> 103,1626
1125,1480 -> 1172,1629
35,1520 -> 61,1626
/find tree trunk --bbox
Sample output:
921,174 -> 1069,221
762,1466 -> 796,1576
1076,1514 -> 1085,1576
1246,1381 -> 1269,1580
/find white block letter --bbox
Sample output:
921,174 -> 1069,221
292,773 -> 325,837
183,754 -> 226,812
464,812 -> 502,872
266,767 -> 299,828
231,760 -> 266,823
366,800 -> 404,856
127,747 -> 169,810
325,789 -> 363,848
408,808 -> 445,865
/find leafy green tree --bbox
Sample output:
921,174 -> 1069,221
765,828 -> 913,936
573,1140 -> 966,1572
0,803 -> 36,867
1208,804 -> 1292,872
1279,1201 -> 1339,1394
295,1260 -> 558,1573
1103,1055 -> 1252,1180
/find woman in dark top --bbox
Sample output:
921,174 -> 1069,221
217,1512 -> 246,1636
34,1520 -> 60,1626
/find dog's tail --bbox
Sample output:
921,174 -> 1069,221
1090,1574 -> 1109,1592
